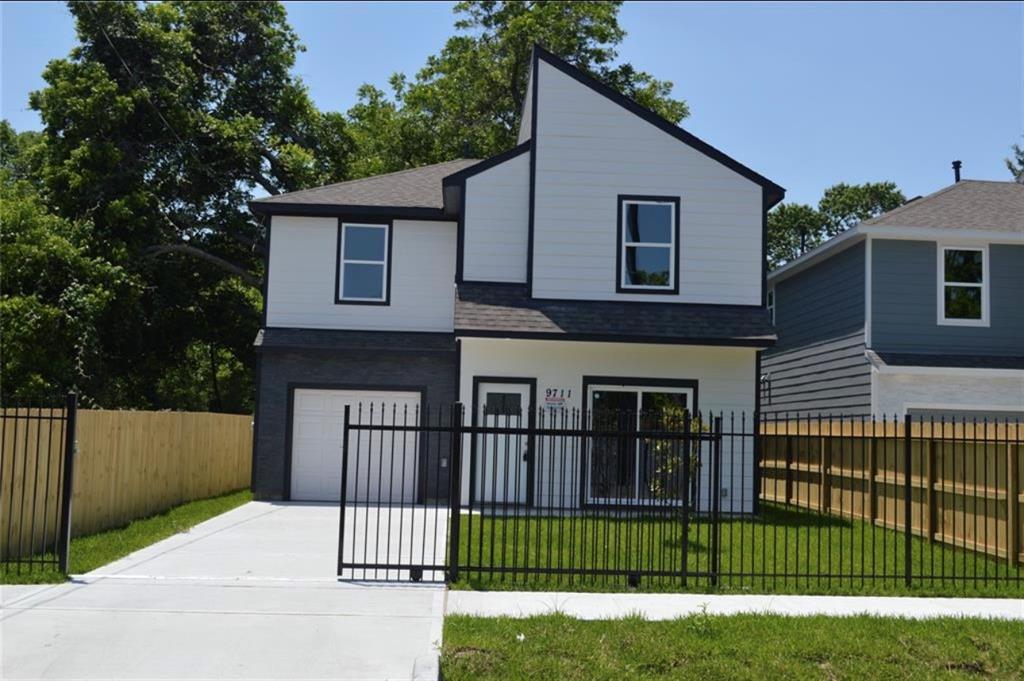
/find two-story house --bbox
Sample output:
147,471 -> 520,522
762,178 -> 1024,419
248,46 -> 784,508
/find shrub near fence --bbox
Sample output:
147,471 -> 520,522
2,407 -> 252,561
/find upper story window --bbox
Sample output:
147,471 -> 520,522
767,287 -> 775,324
616,196 -> 680,294
336,222 -> 390,304
938,245 -> 988,326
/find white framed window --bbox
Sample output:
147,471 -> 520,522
767,287 -> 775,324
617,196 -> 679,294
337,222 -> 390,304
937,245 -> 988,326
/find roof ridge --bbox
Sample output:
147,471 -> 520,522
257,158 -> 479,203
861,182 -> 961,225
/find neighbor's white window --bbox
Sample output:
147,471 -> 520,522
619,198 -> 677,292
767,287 -> 776,324
338,222 -> 389,303
938,246 -> 988,326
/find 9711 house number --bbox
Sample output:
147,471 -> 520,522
544,388 -> 571,406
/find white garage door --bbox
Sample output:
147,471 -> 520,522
290,388 -> 422,502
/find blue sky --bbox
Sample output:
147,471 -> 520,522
2,1 -> 1020,205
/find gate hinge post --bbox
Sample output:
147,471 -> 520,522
447,402 -> 464,583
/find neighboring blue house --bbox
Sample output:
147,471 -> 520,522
762,179 -> 1024,418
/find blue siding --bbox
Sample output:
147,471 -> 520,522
871,240 -> 1024,354
762,241 -> 870,416
769,241 -> 865,353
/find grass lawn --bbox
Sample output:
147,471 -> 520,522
0,489 -> 252,584
442,613 -> 1024,680
453,503 -> 1024,597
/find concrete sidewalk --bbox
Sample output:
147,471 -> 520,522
2,502 -> 445,680
446,590 -> 1024,621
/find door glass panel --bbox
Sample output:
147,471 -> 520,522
484,392 -> 522,417
589,390 -> 637,500
639,392 -> 690,501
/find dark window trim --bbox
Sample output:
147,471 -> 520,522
615,195 -> 681,295
283,382 -> 429,502
334,218 -> 393,306
579,375 -> 700,510
526,47 -> 539,296
469,376 -> 538,507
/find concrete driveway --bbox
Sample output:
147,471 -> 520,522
1,502 -> 445,680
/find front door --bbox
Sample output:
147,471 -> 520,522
474,381 -> 532,505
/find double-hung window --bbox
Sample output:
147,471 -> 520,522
337,222 -> 390,304
617,196 -> 679,294
767,287 -> 776,324
938,246 -> 987,326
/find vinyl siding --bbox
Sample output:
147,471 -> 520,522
462,151 -> 530,283
265,216 -> 456,332
762,241 -> 869,416
871,240 -> 1024,354
530,59 -> 763,304
761,332 -> 871,416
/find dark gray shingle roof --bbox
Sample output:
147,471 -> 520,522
251,159 -> 480,210
870,351 -> 1024,371
455,282 -> 776,345
862,180 -> 1024,232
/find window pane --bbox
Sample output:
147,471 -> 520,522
944,249 -> 982,283
640,392 -> 689,429
625,203 -> 673,243
624,246 -> 671,287
344,226 -> 386,261
484,392 -> 521,416
944,285 -> 981,319
342,263 -> 384,299
589,390 -> 637,500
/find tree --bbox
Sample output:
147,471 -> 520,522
1007,139 -> 1024,181
767,182 -> 905,269
345,1 -> 688,173
23,1 -> 350,411
0,166 -> 133,404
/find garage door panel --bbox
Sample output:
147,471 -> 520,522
291,388 -> 422,502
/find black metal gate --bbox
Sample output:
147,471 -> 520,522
1,393 -> 78,575
336,401 -> 724,588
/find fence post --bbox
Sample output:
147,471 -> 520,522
710,416 -> 723,587
903,413 -> 912,588
57,393 -> 78,574
1008,439 -> 1020,568
447,402 -> 464,583
336,405 -> 350,576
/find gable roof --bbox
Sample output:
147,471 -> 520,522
531,45 -> 786,207
861,180 -> 1024,232
249,158 -> 480,218
769,179 -> 1024,284
455,282 -> 776,346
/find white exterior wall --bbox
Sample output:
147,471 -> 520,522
531,60 -> 763,304
872,370 -> 1024,418
462,152 -> 530,283
266,215 -> 456,332
457,338 -> 758,511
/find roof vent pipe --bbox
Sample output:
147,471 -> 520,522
952,160 -> 962,182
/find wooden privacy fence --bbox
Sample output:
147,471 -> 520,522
2,407 -> 252,559
760,419 -> 1023,567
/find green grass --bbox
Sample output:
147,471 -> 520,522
453,503 -> 1024,597
442,613 -> 1024,680
0,489 -> 252,584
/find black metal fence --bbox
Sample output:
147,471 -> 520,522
0,393 -> 78,574
337,403 -> 1022,594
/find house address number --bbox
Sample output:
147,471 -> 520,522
544,388 -> 572,407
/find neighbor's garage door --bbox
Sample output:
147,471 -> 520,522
290,388 -> 422,502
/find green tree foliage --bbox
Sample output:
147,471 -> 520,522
1007,139 -> 1024,181
767,182 -> 905,268
345,1 -> 688,174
